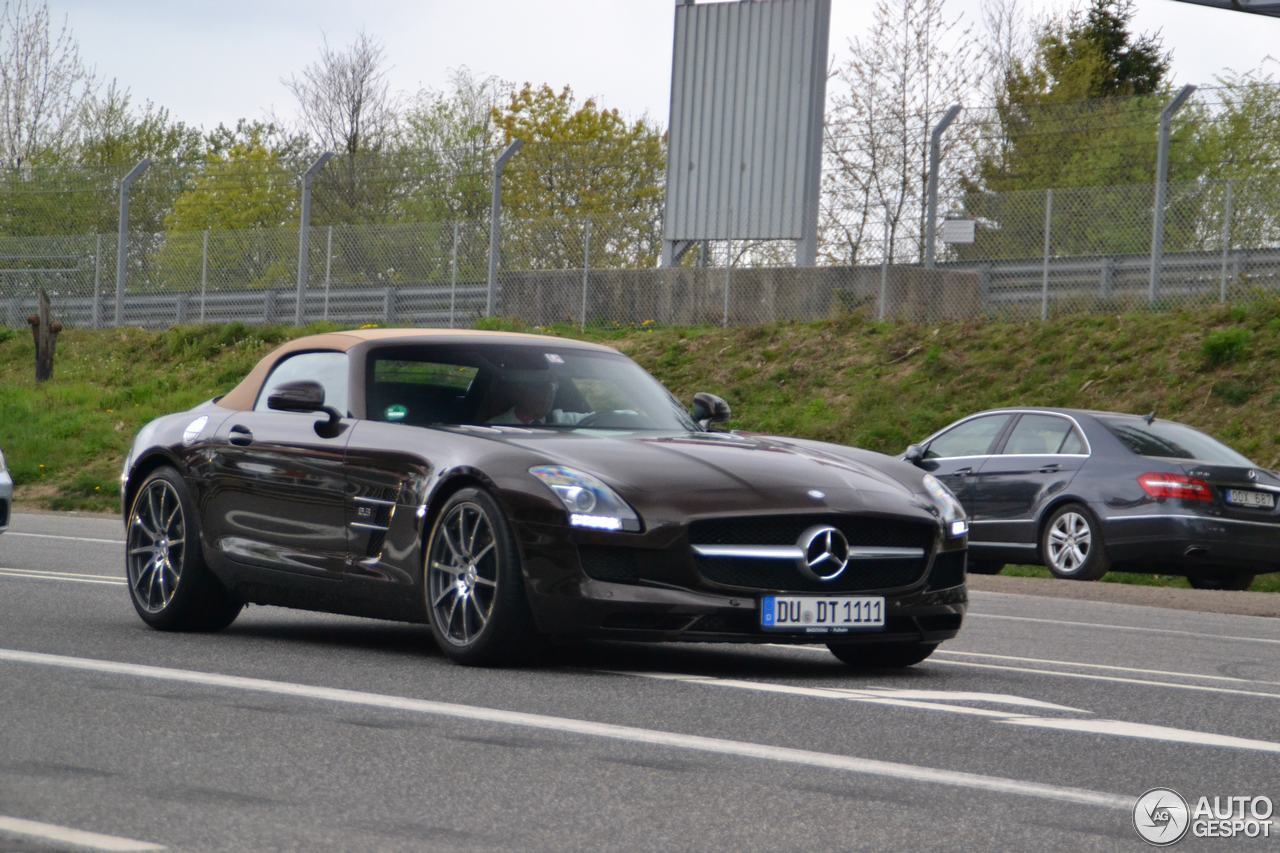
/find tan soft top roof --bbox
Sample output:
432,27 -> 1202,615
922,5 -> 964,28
217,328 -> 618,411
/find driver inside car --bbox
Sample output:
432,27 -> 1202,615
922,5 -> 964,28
487,376 -> 587,426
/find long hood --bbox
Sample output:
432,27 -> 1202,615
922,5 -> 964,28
456,428 -> 935,523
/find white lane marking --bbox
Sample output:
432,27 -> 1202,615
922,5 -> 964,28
1001,718 -> 1280,754
3,531 -> 124,545
777,644 -> 1280,700
938,650 -> 1280,688
969,613 -> 1280,647
927,659 -> 1280,701
610,671 -> 1084,718
0,647 -> 1132,812
0,568 -> 125,586
619,670 -> 1280,755
0,815 -> 164,851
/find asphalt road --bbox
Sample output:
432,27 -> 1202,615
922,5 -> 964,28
2,512 -> 1279,851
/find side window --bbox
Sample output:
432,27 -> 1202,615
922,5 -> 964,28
1002,414 -> 1075,455
367,358 -> 478,425
256,352 -> 349,415
925,415 -> 1010,459
1059,428 -> 1087,455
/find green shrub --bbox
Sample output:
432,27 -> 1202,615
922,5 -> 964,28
1202,328 -> 1252,367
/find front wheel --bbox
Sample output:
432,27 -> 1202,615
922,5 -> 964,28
1188,572 -> 1255,591
827,642 -> 937,669
425,488 -> 540,666
125,467 -> 242,631
1041,504 -> 1109,580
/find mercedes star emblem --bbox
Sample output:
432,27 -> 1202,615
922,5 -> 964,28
797,525 -> 851,581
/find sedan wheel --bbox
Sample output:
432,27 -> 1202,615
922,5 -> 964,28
126,467 -> 242,631
425,488 -> 538,666
1041,504 -> 1109,581
828,642 -> 937,668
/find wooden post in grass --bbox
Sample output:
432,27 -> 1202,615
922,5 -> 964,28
26,289 -> 62,383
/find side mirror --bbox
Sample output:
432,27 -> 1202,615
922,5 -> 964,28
904,444 -> 925,465
268,380 -> 343,437
268,380 -> 326,413
692,392 -> 731,430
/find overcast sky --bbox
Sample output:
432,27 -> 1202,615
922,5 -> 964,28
49,0 -> 1280,131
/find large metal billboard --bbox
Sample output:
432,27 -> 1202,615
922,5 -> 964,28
662,0 -> 831,265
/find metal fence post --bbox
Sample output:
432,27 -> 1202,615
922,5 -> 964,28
1219,180 -> 1234,303
295,152 -> 333,325
199,229 -> 209,323
114,159 -> 150,325
1041,188 -> 1053,321
924,104 -> 962,269
91,234 -> 102,329
878,215 -> 889,321
322,225 -> 334,322
723,241 -> 732,327
487,139 -> 524,316
1149,85 -> 1196,306
580,219 -> 592,330
449,222 -> 459,329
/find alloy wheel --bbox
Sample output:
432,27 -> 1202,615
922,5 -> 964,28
127,479 -> 186,613
427,501 -> 499,646
1046,511 -> 1092,575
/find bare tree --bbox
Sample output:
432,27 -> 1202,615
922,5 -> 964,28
285,31 -> 397,157
822,0 -> 975,265
0,0 -> 95,167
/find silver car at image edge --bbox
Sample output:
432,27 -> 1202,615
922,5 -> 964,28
0,446 -> 11,533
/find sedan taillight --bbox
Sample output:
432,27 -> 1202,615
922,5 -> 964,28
1138,472 -> 1213,503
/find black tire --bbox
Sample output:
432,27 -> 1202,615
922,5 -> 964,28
1188,572 -> 1255,591
125,467 -> 242,632
424,487 -> 540,666
827,642 -> 937,669
967,561 -> 1004,575
1040,503 -> 1110,581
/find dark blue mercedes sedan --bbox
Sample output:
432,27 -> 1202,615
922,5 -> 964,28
904,408 -> 1280,590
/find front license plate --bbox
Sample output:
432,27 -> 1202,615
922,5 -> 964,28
1225,489 -> 1276,509
760,595 -> 886,633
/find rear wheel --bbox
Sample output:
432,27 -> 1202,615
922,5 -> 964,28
1041,503 -> 1109,581
1188,571 -> 1255,591
425,488 -> 539,666
125,467 -> 242,631
827,642 -> 937,669
967,561 -> 1004,575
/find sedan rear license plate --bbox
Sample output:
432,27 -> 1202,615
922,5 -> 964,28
1225,489 -> 1276,509
760,595 -> 885,633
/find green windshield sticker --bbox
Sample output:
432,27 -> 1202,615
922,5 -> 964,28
385,404 -> 408,422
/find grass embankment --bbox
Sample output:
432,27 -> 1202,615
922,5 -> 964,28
1,300 -> 1278,589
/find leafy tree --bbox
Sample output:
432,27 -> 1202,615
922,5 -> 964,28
960,0 -> 1183,259
491,83 -> 665,269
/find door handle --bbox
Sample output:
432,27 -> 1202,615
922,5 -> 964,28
953,466 -> 973,477
228,424 -> 254,446
1038,463 -> 1061,473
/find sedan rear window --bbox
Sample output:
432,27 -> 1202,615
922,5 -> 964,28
1100,418 -> 1254,466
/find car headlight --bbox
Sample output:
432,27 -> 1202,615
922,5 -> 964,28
0,448 -> 6,473
529,465 -> 641,532
921,474 -> 968,538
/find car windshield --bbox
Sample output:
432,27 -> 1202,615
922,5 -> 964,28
1100,417 -> 1254,466
365,342 -> 698,432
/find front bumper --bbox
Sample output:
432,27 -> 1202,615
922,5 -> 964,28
1103,510 -> 1280,574
516,519 -> 967,643
0,470 -> 11,532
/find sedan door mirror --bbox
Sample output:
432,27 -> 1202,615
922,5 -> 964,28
691,392 -> 731,430
268,380 -> 344,437
904,444 -> 925,465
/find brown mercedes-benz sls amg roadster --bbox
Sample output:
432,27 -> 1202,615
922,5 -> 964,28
122,329 -> 968,666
